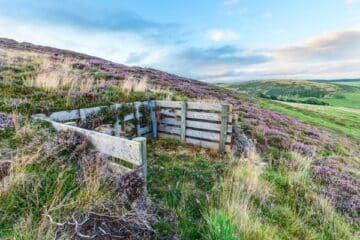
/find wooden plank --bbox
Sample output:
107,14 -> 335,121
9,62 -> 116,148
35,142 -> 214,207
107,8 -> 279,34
187,102 -> 222,112
187,129 -> 231,143
160,109 -> 181,118
50,121 -> 142,165
219,104 -> 230,154
48,110 -> 80,122
158,124 -> 181,135
139,126 -> 150,135
160,117 -> 232,133
123,113 -> 144,122
160,109 -> 231,123
158,125 -> 231,143
64,122 -> 77,126
156,100 -> 182,109
157,101 -> 224,112
158,133 -> 231,151
123,113 -> 136,122
82,106 -> 104,117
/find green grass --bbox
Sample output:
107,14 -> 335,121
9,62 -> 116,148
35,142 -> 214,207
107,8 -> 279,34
220,79 -> 360,109
258,100 -> 360,141
329,80 -> 360,87
322,91 -> 360,109
147,138 -> 358,239
206,151 -> 356,240
0,79 -> 150,116
148,138 -> 231,239
0,124 -> 122,239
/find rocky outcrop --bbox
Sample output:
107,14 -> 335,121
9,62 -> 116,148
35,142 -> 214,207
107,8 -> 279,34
232,124 -> 255,157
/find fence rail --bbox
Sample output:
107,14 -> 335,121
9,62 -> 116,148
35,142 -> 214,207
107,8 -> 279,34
32,110 -> 148,177
156,101 -> 232,153
50,121 -> 144,166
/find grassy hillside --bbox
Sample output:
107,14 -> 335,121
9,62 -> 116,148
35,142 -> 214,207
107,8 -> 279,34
220,79 -> 360,109
1,40 -> 359,239
258,100 -> 360,141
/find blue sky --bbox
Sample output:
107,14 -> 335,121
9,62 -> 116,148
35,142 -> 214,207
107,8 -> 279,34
0,0 -> 359,81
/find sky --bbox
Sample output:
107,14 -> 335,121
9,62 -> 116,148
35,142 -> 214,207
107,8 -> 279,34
0,0 -> 359,82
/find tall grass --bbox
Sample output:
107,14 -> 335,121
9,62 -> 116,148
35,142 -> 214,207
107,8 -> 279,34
205,152 -> 276,240
204,151 -> 357,240
0,123 -> 123,239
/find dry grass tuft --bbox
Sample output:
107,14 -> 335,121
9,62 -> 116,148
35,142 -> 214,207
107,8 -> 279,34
205,151 -> 276,240
121,75 -> 148,93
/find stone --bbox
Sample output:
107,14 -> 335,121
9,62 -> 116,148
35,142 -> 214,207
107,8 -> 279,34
232,124 -> 255,157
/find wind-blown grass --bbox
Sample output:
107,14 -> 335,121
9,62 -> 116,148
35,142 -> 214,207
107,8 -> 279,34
204,151 -> 357,240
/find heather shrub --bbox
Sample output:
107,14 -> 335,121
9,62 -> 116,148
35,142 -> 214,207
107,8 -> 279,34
292,142 -> 315,157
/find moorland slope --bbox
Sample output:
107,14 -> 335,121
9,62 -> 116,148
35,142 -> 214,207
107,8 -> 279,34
0,39 -> 359,239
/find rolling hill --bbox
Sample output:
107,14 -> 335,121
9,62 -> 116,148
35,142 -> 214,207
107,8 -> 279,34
219,79 -> 360,109
0,39 -> 359,239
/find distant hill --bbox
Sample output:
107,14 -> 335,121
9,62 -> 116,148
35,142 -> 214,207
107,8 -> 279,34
219,79 -> 360,109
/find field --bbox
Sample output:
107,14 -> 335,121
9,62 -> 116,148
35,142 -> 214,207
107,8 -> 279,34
220,79 -> 360,109
325,79 -> 360,87
1,41 -> 359,239
258,100 -> 360,141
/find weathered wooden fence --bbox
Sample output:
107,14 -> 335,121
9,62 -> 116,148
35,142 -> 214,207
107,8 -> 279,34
32,100 -> 233,183
156,101 -> 232,153
33,102 -> 151,137
32,105 -> 148,177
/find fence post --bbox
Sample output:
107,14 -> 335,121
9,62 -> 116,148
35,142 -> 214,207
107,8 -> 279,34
134,137 -> 147,196
219,104 -> 229,154
148,100 -> 158,139
79,109 -> 86,121
135,102 -> 141,137
181,101 -> 187,143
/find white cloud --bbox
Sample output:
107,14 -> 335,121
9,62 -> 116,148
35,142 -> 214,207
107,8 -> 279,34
345,0 -> 360,4
263,11 -> 273,19
274,29 -> 360,61
0,17 -> 174,68
271,28 -> 286,35
192,29 -> 360,81
206,29 -> 239,41
223,0 -> 239,6
223,7 -> 248,16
